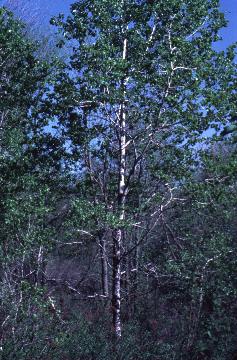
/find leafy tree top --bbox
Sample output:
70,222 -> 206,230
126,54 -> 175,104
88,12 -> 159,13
49,0 -> 236,151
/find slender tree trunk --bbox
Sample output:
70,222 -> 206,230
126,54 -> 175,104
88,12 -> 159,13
125,249 -> 132,319
112,37 -> 128,339
112,105 -> 126,336
99,232 -> 109,297
112,228 -> 122,337
131,236 -> 140,316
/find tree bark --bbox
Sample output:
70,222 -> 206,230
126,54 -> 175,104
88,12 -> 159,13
112,37 -> 128,339
99,232 -> 109,297
112,228 -> 122,337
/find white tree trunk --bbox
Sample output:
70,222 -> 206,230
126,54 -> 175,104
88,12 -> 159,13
112,38 -> 128,338
99,233 -> 109,297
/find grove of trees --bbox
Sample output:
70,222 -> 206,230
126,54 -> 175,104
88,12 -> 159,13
0,1 -> 236,359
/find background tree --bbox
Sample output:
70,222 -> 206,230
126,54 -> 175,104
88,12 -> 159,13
0,0 -> 64,60
0,8 -> 61,357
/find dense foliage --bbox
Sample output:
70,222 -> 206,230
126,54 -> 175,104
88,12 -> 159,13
0,1 -> 236,359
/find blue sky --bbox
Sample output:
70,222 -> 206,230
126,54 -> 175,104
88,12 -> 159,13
218,0 -> 237,48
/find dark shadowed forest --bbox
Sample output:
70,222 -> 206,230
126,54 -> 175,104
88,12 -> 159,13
0,1 -> 237,359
